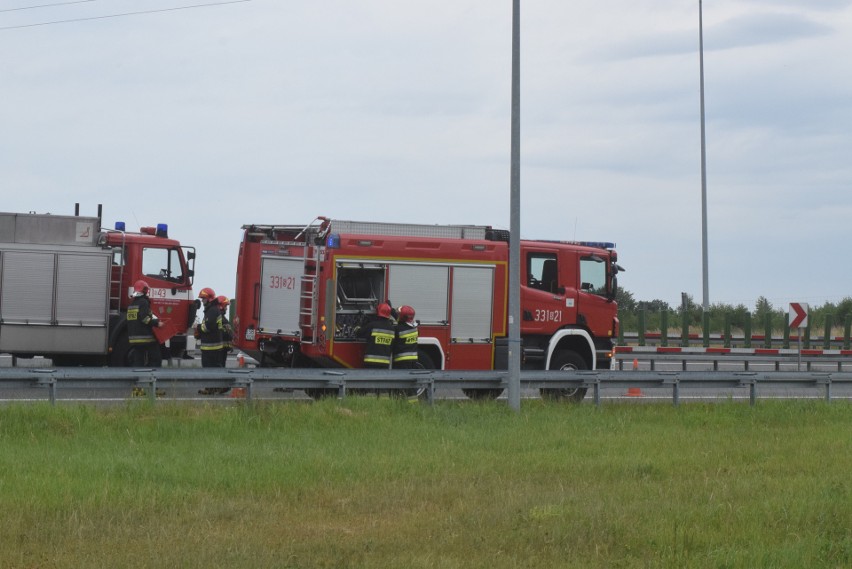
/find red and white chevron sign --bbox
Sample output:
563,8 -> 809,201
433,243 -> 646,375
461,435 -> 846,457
788,302 -> 809,329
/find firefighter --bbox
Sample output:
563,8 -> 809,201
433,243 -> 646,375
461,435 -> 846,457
195,287 -> 225,368
358,302 -> 396,368
126,279 -> 163,367
393,305 -> 419,369
217,295 -> 233,367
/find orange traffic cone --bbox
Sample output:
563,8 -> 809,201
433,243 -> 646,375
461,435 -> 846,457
237,354 -> 245,368
229,387 -> 246,398
627,359 -> 643,396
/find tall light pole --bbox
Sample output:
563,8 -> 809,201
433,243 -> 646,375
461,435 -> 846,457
699,0 -> 710,310
507,0 -> 521,411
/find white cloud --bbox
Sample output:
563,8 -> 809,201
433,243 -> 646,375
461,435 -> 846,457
1,0 -> 851,309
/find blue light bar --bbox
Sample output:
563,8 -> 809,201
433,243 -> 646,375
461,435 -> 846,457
115,221 -> 126,231
579,241 -> 616,249
326,233 -> 340,248
156,223 -> 168,238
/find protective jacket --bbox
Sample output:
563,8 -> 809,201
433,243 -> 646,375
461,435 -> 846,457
359,316 -> 395,368
197,300 -> 224,352
127,295 -> 158,345
393,321 -> 419,367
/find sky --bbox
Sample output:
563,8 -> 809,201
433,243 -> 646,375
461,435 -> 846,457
2,0 -> 851,311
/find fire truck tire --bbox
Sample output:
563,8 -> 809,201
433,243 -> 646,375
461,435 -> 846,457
389,349 -> 436,399
304,388 -> 338,400
462,388 -> 504,400
540,349 -> 588,402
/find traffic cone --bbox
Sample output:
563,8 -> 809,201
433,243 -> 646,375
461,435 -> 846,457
626,387 -> 644,397
627,358 -> 643,396
229,387 -> 246,398
237,353 -> 245,368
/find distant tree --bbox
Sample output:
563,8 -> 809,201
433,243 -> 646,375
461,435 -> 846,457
754,296 -> 773,318
637,299 -> 670,312
615,287 -> 636,311
835,297 -> 852,324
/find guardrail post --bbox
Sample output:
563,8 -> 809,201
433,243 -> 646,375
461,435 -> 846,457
34,371 -> 58,406
703,311 -> 710,348
681,309 -> 689,347
743,317 -> 752,348
638,309 -> 646,346
764,313 -> 772,349
660,310 -> 668,347
824,314 -> 833,350
724,313 -> 731,348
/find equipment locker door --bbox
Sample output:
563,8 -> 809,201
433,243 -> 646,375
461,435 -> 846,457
258,256 -> 303,337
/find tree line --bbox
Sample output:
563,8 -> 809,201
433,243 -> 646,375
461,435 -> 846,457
616,289 -> 852,334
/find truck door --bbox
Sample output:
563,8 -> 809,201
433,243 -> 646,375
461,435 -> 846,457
577,253 -> 612,338
258,256 -> 303,338
521,250 -> 575,334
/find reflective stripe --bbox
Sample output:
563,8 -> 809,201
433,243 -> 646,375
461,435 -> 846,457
393,351 -> 418,362
200,343 -> 224,351
364,355 -> 391,364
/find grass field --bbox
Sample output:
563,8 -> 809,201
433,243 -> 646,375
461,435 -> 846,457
0,399 -> 849,568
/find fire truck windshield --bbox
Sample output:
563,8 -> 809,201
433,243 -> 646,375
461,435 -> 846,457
580,255 -> 607,296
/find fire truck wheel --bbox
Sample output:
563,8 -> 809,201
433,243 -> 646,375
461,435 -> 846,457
304,388 -> 338,400
389,350 -> 437,399
462,388 -> 504,401
540,349 -> 588,403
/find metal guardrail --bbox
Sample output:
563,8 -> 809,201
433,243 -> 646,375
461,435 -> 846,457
1,367 -> 851,407
620,332 -> 852,351
614,350 -> 852,372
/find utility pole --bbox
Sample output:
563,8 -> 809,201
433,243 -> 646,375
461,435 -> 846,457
507,0 -> 521,411
699,0 -> 710,310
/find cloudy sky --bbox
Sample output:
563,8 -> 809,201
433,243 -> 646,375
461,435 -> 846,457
2,0 -> 850,311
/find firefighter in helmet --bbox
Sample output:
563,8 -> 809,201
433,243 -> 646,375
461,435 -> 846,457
126,279 -> 163,367
393,305 -> 419,369
358,302 -> 396,368
196,287 -> 224,368
217,295 -> 233,368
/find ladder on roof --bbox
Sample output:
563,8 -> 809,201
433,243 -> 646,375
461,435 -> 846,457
298,244 -> 320,344
330,219 -> 490,240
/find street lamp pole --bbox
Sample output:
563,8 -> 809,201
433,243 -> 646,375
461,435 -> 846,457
507,0 -> 521,411
699,0 -> 710,311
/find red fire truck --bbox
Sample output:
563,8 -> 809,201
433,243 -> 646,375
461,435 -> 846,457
0,205 -> 197,366
232,217 -> 622,401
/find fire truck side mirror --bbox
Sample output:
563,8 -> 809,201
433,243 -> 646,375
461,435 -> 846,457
186,251 -> 196,260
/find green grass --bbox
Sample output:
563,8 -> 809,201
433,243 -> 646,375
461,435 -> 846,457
0,399 -> 849,568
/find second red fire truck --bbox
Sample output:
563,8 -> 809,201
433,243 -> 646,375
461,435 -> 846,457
232,216 -> 622,401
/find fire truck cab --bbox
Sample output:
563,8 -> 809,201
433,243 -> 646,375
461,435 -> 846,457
233,217 -> 622,401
